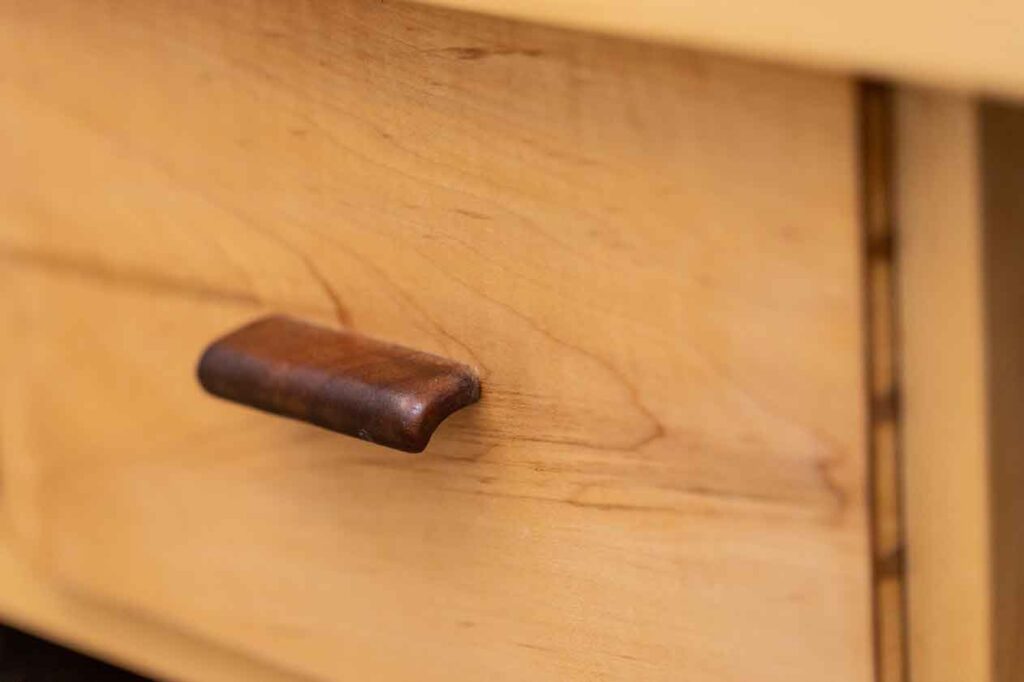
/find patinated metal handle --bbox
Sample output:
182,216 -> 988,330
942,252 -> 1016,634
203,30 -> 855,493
197,315 -> 480,453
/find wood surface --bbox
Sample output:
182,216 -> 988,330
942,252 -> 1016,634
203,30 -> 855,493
897,88 -> 989,682
896,91 -> 990,682
978,100 -> 1024,682
0,0 -> 872,680
408,0 -> 1024,98
199,315 -> 481,453
0,528 -> 301,682
897,90 -> 1024,682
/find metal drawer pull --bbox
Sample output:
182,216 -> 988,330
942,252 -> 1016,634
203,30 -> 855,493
197,315 -> 480,452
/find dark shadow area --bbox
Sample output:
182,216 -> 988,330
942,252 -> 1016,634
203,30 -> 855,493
0,624 -> 151,681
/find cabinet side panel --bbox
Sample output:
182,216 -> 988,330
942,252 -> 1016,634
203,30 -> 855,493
897,91 -> 992,682
980,100 -> 1024,682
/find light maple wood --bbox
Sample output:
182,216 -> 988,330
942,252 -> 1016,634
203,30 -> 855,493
897,88 -> 991,682
0,0 -> 872,679
0,262 -> 872,682
0,528 -> 301,682
897,90 -> 1024,682
410,0 -> 1024,97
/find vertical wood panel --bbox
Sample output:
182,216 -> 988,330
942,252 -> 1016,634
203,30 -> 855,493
980,101 -> 1024,682
897,90 -> 992,682
899,91 -> 1024,682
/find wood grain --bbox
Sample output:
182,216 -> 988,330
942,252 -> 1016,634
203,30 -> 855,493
0,0 -> 871,680
0,528 -> 302,682
198,315 -> 481,453
0,266 -> 871,682
409,0 -> 1024,97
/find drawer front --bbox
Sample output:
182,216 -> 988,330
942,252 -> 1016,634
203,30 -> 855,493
0,0 -> 870,680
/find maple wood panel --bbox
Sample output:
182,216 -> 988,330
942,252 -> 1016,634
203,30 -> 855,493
0,531 -> 299,682
411,0 -> 1024,97
898,90 -> 1024,682
0,0 -> 870,680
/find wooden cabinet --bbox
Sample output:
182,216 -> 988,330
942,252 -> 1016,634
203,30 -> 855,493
0,0 -> 1020,680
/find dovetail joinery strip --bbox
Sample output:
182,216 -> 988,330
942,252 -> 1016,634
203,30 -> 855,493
860,82 -> 908,682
